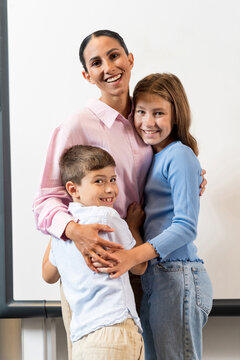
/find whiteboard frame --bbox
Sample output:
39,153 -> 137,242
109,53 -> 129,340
0,0 -> 239,318
0,0 -> 59,318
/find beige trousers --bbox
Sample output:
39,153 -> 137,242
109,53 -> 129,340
60,281 -> 72,360
72,318 -> 144,360
60,275 -> 143,360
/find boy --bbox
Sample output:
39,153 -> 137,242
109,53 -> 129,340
42,145 -> 146,360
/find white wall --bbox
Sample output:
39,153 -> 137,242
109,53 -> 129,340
2,0 -> 240,359
7,0 -> 240,302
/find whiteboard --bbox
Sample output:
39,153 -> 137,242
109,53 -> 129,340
6,0 -> 240,301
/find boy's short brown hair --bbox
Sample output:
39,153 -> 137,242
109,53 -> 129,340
59,145 -> 116,187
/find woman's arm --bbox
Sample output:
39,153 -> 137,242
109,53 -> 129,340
33,125 -> 123,271
200,169 -> 207,196
42,239 -> 60,284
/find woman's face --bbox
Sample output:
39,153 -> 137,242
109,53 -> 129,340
134,93 -> 173,153
82,36 -> 134,101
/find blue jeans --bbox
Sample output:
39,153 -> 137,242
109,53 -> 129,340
140,260 -> 213,360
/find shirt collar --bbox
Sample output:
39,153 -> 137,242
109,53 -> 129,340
68,201 -> 119,219
87,98 -> 133,128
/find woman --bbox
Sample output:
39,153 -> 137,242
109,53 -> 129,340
33,30 -> 153,271
34,29 -> 206,267
33,30 -> 206,359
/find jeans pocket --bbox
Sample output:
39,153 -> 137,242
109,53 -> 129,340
191,266 -> 213,315
156,263 -> 182,272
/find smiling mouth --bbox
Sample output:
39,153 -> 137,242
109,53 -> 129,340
100,197 -> 114,203
142,129 -> 159,134
105,74 -> 122,83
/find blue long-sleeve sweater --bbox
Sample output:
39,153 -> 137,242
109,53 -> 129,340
144,141 -> 203,262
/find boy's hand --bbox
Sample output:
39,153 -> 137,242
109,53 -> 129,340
126,202 -> 145,231
200,169 -> 207,196
65,221 -> 123,272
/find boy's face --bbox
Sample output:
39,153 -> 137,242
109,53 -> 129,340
72,166 -> 119,207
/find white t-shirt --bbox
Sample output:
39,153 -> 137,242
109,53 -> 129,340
50,202 -> 142,342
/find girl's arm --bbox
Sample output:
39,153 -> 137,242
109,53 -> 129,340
145,146 -> 201,258
98,146 -> 201,278
92,203 -> 148,275
99,243 -> 156,279
42,239 -> 60,284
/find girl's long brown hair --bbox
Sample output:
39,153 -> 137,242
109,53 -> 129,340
133,73 -> 199,156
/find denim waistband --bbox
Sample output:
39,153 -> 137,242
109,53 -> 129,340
149,258 -> 204,267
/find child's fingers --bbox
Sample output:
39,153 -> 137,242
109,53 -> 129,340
97,267 -> 122,278
109,270 -> 121,279
96,248 -> 121,263
88,250 -> 115,267
92,260 -> 117,268
95,267 -> 111,273
97,265 -> 118,274
91,261 -> 102,267
84,255 -> 98,273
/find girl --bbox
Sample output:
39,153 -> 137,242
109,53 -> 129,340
101,73 -> 213,360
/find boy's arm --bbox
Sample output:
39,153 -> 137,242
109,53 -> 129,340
42,239 -> 60,284
126,203 -> 147,275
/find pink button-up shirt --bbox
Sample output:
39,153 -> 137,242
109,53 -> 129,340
33,99 -> 153,239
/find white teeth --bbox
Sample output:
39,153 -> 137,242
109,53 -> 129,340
106,74 -> 122,83
101,198 -> 113,202
143,130 -> 158,134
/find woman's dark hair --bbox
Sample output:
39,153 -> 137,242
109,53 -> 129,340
79,30 -> 129,72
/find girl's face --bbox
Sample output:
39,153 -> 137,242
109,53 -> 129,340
82,36 -> 134,102
134,93 -> 174,153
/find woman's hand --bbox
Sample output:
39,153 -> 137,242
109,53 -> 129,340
65,221 -> 123,272
200,169 -> 207,196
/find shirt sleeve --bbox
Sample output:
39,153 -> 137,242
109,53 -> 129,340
148,146 -> 201,259
112,215 -> 136,250
99,212 -> 136,250
32,120 -> 80,239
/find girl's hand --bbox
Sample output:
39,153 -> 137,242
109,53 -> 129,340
126,202 -> 145,231
200,169 -> 207,196
64,221 -> 123,272
96,248 -> 136,279
91,249 -> 117,267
